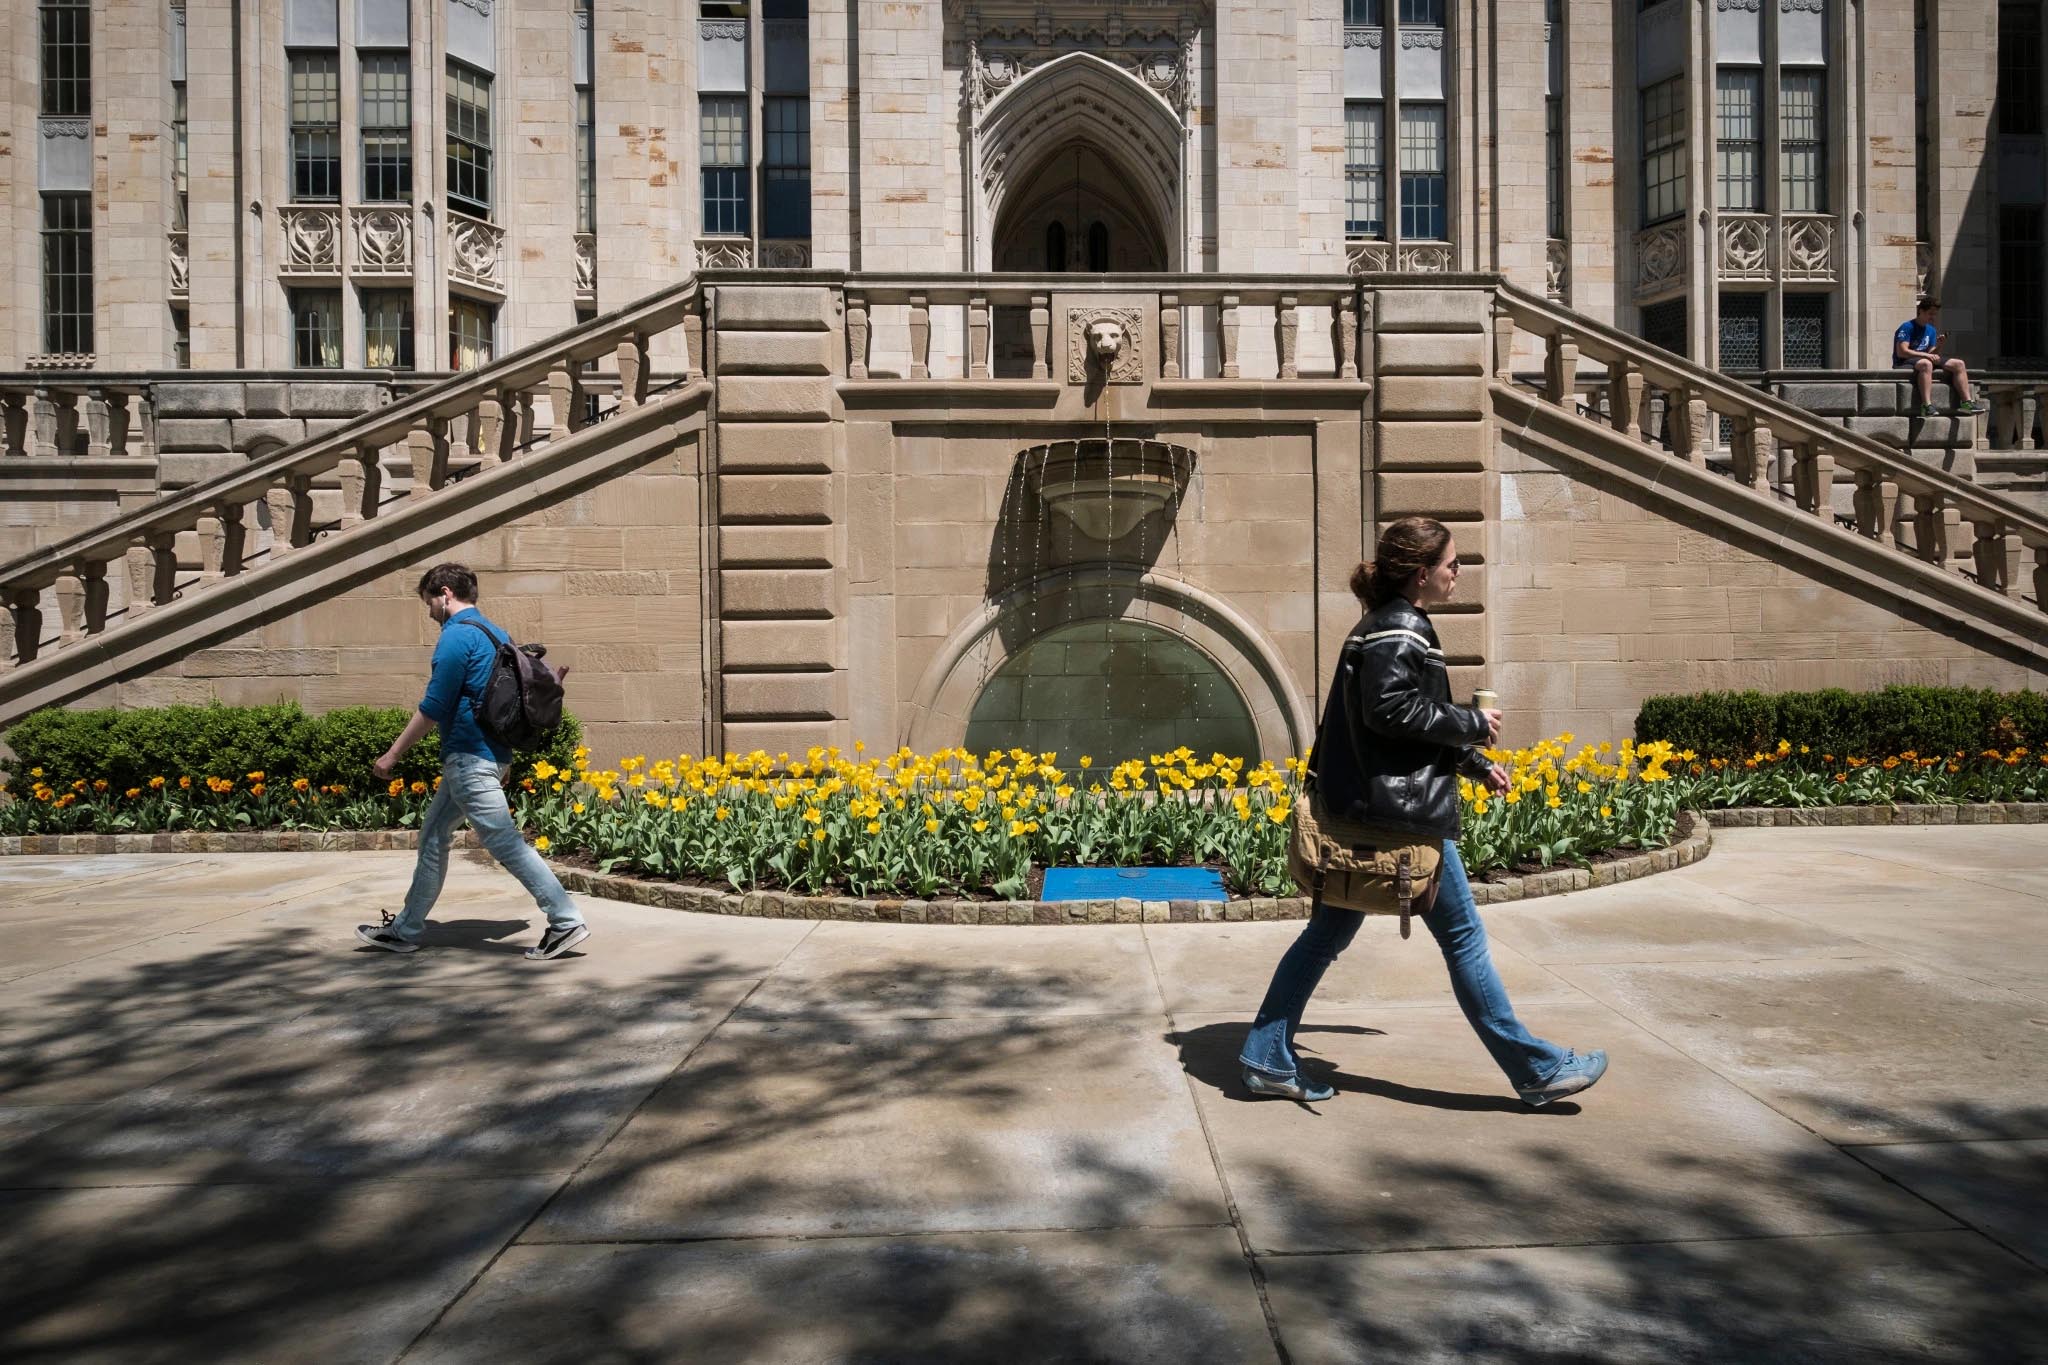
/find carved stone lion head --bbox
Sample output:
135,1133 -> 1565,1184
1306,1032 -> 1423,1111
1084,318 -> 1127,364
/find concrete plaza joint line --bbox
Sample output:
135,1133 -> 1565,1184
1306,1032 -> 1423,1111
2,825 -> 2046,1364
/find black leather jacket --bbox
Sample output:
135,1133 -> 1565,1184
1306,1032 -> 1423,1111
1308,599 -> 1495,840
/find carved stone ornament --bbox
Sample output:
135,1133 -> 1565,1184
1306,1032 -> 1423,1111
40,117 -> 90,140
1716,0 -> 1762,10
1067,307 -> 1145,385
1717,214 -> 1770,279
351,207 -> 412,274
574,232 -> 597,296
1346,239 -> 1391,274
1344,26 -> 1382,47
699,17 -> 746,40
447,213 -> 505,292
1545,237 -> 1568,299
965,7 -> 1200,121
761,239 -> 812,269
1782,214 -> 1836,281
1399,243 -> 1453,274
1915,240 -> 1934,297
168,231 -> 190,298
696,238 -> 751,269
1635,221 -> 1687,296
449,0 -> 492,15
280,206 -> 341,273
1781,0 -> 1823,11
1399,28 -> 1444,49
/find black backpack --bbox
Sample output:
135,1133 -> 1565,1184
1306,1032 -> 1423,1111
457,619 -> 566,751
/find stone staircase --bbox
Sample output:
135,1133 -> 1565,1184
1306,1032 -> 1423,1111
0,281 -> 709,726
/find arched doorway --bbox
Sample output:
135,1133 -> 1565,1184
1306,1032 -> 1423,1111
973,52 -> 1184,272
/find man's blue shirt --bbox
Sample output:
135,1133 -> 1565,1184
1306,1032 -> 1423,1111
419,606 -> 510,763
1893,319 -> 1937,365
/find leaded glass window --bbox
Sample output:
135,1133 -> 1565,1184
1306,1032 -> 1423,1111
1398,103 -> 1446,241
360,54 -> 412,203
1641,76 -> 1686,226
362,289 -> 413,369
1782,293 -> 1828,368
763,95 -> 810,239
700,94 -> 749,236
1718,293 -> 1765,370
451,298 -> 494,371
290,52 -> 341,202
447,61 -> 493,219
1346,101 -> 1384,237
40,192 -> 92,355
291,288 -> 342,369
1715,69 -> 1762,212
1780,71 -> 1826,214
39,0 -> 89,117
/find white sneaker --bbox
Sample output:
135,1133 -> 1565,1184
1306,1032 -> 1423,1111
524,923 -> 590,960
355,924 -> 420,954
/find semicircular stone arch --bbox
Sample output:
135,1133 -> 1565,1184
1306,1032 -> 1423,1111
976,52 -> 1184,272
905,568 -> 1313,764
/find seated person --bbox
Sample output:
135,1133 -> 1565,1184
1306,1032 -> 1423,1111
1893,296 -> 1985,417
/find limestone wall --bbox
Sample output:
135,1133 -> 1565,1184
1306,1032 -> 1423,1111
1490,434 -> 2048,748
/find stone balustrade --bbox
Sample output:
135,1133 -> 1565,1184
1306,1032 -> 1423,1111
0,281 -> 704,672
1495,283 -> 2048,614
0,379 -> 154,461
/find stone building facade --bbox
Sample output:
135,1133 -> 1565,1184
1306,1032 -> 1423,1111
4,0 -> 2046,375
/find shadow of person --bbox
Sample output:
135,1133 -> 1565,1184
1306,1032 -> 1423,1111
1166,1019 -> 1385,1100
1165,1019 -> 1565,1114
409,918 -> 534,953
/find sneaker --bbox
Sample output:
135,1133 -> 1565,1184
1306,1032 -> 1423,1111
525,923 -> 591,961
1242,1067 -> 1336,1103
1954,399 -> 1986,415
1518,1049 -> 1608,1108
355,924 -> 419,954
1917,403 -> 1938,418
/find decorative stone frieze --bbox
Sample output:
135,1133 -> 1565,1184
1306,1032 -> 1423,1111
1346,239 -> 1391,274
1066,307 -> 1144,384
1546,238 -> 1569,299
450,0 -> 491,13
761,239 -> 812,269
962,3 -> 1201,119
1344,26 -> 1382,47
1781,0 -> 1823,10
1399,243 -> 1453,274
1635,221 -> 1687,298
699,17 -> 745,40
1399,28 -> 1444,49
350,207 -> 412,275
1718,214 -> 1770,281
574,232 -> 597,299
447,213 -> 505,293
696,238 -> 752,269
168,232 -> 189,299
1716,0 -> 1762,10
279,206 -> 342,275
1782,214 -> 1836,283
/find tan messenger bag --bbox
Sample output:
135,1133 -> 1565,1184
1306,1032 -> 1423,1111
1286,784 -> 1443,938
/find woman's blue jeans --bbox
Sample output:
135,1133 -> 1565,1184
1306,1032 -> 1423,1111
1239,840 -> 1568,1091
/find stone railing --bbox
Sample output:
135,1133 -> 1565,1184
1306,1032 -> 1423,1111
0,379 -> 156,461
1494,282 -> 2048,614
1980,377 -> 2046,451
832,272 -> 1368,382
0,279 -> 707,692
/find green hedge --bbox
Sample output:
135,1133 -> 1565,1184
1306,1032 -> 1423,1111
2,702 -> 581,792
1634,686 -> 2048,759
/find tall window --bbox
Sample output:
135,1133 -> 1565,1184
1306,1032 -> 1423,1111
1718,293 -> 1765,370
39,0 -> 89,115
171,81 -> 189,229
1546,96 -> 1564,238
1641,77 -> 1686,225
1715,70 -> 1762,211
40,193 -> 93,355
1782,293 -> 1828,368
1045,221 -> 1067,271
362,289 -> 414,369
451,298 -> 494,371
447,61 -> 493,219
172,308 -> 190,369
575,90 -> 596,234
360,54 -> 411,202
1639,296 -> 1687,358
1345,101 -> 1384,237
1344,0 -> 1382,23
1398,103 -> 1447,240
291,289 -> 342,368
762,95 -> 810,239
1780,71 -> 1826,213
2001,205 -> 2045,358
1999,2 -> 2043,135
1397,0 -> 1442,25
700,94 -> 749,236
1914,1 -> 1931,240
289,53 -> 341,201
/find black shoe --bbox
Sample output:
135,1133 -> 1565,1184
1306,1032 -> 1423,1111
355,924 -> 420,954
525,923 -> 590,960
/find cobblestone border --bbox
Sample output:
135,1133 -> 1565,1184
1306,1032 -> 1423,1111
0,810 -> 1717,922
1702,803 -> 2048,828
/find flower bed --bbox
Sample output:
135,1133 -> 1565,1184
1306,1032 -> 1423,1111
1669,740 -> 2048,808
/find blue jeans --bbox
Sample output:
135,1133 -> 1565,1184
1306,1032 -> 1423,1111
1239,840 -> 1568,1091
388,750 -> 582,942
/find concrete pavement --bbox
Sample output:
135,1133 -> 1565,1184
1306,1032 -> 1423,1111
2,827 -> 2045,1363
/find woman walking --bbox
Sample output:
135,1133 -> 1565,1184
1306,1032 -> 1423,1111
1240,516 -> 1608,1107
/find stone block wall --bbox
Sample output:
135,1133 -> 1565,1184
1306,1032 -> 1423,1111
1490,435 -> 2048,747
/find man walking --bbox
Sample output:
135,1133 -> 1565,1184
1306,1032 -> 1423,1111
355,563 -> 590,960
1893,296 -> 1986,418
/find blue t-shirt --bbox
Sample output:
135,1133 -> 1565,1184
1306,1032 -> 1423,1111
1893,319 -> 1936,365
418,606 -> 511,763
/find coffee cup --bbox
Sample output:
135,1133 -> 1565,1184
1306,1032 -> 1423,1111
1473,689 -> 1498,711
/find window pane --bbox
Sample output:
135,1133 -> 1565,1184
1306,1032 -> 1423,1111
2000,204 -> 2045,358
40,0 -> 91,117
290,53 -> 341,202
1718,293 -> 1765,369
172,82 -> 189,229
1641,77 -> 1686,224
1344,0 -> 1382,24
1397,0 -> 1442,25
1998,2 -> 2043,135
762,96 -> 810,238
447,62 -> 493,217
1346,101 -> 1384,236
40,191 -> 93,355
291,289 -> 342,369
451,299 -> 494,371
701,95 -> 749,234
1546,96 -> 1564,238
576,87 -> 596,233
360,53 -> 410,129
1639,296 -> 1687,359
1715,69 -> 1761,211
1782,293 -> 1828,368
362,289 -> 414,369
1399,103 -> 1445,241
1780,71 -> 1826,213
